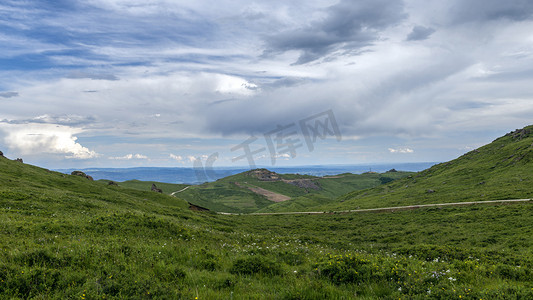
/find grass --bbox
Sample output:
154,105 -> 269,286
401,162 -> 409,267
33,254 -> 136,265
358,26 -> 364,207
1,125 -> 533,298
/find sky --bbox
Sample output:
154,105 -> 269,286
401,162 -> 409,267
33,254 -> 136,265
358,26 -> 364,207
1,0 -> 533,169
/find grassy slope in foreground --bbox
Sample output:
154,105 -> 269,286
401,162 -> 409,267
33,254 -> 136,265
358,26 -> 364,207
1,154 -> 533,298
323,125 -> 533,211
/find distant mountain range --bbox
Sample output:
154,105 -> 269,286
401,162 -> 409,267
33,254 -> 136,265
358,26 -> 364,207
54,162 -> 438,184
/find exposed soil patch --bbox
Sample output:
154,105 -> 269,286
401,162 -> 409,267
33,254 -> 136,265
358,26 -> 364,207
235,182 -> 291,202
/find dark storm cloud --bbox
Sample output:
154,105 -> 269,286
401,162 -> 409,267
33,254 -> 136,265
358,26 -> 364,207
449,0 -> 533,23
406,25 -> 435,41
264,0 -> 406,64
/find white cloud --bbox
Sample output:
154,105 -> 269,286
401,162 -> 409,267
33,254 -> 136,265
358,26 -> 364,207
0,123 -> 98,159
187,155 -> 209,163
214,74 -> 259,95
109,153 -> 148,160
388,147 -> 414,154
169,153 -> 184,163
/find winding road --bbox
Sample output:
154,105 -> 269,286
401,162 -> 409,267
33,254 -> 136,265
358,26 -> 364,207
171,186 -> 190,196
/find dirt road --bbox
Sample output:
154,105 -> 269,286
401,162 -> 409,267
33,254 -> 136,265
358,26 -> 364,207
171,186 -> 190,196
218,198 -> 532,215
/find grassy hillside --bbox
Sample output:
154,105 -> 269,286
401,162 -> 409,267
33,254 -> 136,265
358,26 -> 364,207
256,171 -> 410,213
178,169 -> 412,213
321,125 -> 533,211
1,153 -> 533,298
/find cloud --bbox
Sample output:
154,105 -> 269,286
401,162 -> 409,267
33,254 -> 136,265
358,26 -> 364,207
169,154 -> 184,163
2,114 -> 96,126
0,92 -> 19,98
1,0 -> 533,168
264,0 -> 406,64
406,25 -> 436,41
388,147 -> 414,154
0,123 -> 98,159
109,153 -> 148,160
264,77 -> 309,89
448,0 -> 533,23
66,71 -> 119,81
187,155 -> 209,163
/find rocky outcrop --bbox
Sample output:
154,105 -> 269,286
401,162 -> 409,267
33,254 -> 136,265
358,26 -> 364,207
285,179 -> 321,191
71,171 -> 94,181
506,128 -> 531,140
0,150 -> 4,157
248,169 -> 281,181
151,183 -> 163,193
108,181 -> 118,186
15,158 -> 23,163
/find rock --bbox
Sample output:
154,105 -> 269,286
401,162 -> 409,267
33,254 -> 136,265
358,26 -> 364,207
151,183 -> 163,193
427,189 -> 435,193
71,171 -> 93,180
386,168 -> 397,172
508,128 -> 531,140
15,158 -> 23,163
285,179 -> 321,191
248,169 -> 280,181
188,202 -> 209,211
0,150 -> 3,157
108,181 -> 118,186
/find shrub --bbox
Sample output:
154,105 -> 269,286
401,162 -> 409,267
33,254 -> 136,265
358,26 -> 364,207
229,256 -> 281,276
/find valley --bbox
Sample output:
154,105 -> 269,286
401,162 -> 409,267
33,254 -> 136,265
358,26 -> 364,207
1,125 -> 533,299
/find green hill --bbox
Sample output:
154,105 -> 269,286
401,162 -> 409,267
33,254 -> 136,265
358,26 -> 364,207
322,125 -> 533,211
177,169 -> 412,213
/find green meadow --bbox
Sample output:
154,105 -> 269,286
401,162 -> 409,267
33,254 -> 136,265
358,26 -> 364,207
1,125 -> 533,299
